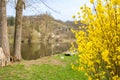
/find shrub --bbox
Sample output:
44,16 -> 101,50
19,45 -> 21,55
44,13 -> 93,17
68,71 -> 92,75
72,0 -> 120,80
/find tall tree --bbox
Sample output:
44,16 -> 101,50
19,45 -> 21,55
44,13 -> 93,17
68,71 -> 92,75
0,0 -> 10,64
14,0 -> 24,60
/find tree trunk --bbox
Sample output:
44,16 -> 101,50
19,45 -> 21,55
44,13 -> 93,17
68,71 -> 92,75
14,0 -> 23,60
0,0 -> 10,64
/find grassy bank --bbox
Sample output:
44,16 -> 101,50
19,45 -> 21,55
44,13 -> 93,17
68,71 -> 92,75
0,54 -> 87,80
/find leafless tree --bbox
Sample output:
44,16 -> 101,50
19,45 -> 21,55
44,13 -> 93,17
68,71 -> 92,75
13,0 -> 25,60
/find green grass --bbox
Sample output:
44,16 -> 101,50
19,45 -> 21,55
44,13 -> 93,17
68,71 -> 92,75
0,54 -> 87,80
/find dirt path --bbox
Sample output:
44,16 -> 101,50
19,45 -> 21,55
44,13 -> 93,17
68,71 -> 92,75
19,55 -> 65,67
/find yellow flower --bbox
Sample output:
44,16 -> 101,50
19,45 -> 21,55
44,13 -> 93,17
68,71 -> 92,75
96,60 -> 100,64
116,46 -> 120,52
88,61 -> 93,67
112,75 -> 119,80
88,76 -> 92,80
72,15 -> 76,19
72,0 -> 120,79
102,71 -> 106,75
74,20 -> 78,24
117,55 -> 120,59
101,50 -> 110,63
90,0 -> 94,4
106,65 -> 111,69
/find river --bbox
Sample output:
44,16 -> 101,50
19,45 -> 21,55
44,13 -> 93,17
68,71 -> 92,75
10,42 -> 71,60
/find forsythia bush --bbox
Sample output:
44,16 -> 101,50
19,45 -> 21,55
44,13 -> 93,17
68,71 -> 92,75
72,0 -> 120,80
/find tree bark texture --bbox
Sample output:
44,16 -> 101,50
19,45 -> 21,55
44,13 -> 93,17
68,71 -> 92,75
14,0 -> 23,60
0,0 -> 10,63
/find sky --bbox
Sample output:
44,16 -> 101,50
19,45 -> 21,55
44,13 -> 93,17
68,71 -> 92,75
7,0 -> 90,21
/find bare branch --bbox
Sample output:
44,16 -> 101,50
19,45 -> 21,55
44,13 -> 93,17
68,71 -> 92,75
39,0 -> 60,14
23,0 -> 26,9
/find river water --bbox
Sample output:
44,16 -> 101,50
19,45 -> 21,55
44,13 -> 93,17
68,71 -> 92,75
10,42 -> 71,60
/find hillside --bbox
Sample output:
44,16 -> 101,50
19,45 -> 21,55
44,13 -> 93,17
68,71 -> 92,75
8,14 -> 77,44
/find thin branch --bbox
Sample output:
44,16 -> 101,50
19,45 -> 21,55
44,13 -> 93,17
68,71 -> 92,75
39,0 -> 60,14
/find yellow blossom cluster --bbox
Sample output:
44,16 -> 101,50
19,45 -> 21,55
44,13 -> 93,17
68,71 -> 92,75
72,0 -> 120,79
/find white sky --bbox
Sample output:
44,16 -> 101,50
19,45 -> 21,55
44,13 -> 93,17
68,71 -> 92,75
7,0 -> 90,21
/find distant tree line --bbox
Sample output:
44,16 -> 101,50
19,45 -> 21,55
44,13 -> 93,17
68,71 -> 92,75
7,16 -> 15,26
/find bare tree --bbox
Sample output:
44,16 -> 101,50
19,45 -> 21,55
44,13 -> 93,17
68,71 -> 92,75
0,0 -> 10,64
13,0 -> 25,60
12,0 -> 57,60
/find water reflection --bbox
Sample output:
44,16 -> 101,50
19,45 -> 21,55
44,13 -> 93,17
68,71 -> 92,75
16,42 -> 71,60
